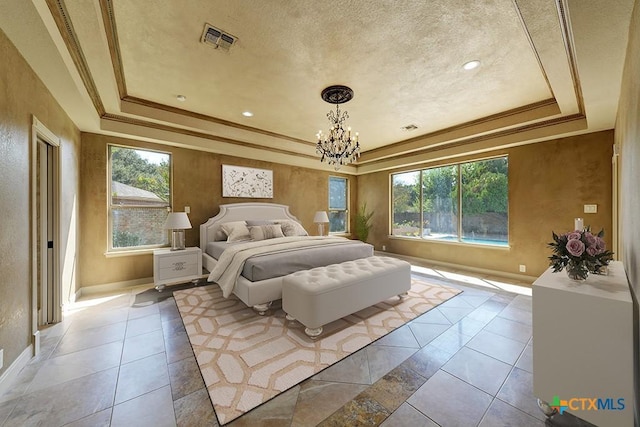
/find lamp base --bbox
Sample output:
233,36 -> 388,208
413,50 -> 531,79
317,223 -> 325,236
170,229 -> 186,251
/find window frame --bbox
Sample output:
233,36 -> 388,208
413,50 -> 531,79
328,175 -> 349,235
107,144 -> 173,253
390,155 -> 509,247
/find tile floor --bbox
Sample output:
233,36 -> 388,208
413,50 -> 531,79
0,265 -> 594,426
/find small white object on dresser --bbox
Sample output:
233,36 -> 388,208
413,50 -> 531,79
153,247 -> 203,291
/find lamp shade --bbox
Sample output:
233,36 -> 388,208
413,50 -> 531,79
164,212 -> 192,230
313,211 -> 329,223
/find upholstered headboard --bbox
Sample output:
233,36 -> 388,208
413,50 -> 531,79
199,203 -> 300,251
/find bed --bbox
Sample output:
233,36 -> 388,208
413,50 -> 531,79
200,202 -> 374,313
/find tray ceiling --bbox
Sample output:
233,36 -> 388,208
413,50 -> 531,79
0,0 -> 634,173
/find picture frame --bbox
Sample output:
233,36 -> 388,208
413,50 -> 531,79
222,165 -> 273,198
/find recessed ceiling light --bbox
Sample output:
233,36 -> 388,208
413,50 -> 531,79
463,60 -> 480,70
176,95 -> 186,102
242,111 -> 254,117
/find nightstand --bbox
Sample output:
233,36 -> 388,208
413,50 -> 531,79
153,247 -> 203,291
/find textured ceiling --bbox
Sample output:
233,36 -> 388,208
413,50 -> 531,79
0,0 -> 635,173
111,0 -> 550,149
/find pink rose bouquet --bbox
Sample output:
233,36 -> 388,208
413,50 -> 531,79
548,226 -> 614,280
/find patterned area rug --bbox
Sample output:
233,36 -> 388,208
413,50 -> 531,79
174,277 -> 461,425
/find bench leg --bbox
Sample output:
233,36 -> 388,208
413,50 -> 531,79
285,313 -> 296,321
305,327 -> 323,339
398,292 -> 409,299
253,301 -> 272,315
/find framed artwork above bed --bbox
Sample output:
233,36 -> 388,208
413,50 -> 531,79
222,165 -> 273,198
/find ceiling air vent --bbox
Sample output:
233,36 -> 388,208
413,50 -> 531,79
201,23 -> 237,51
401,124 -> 418,131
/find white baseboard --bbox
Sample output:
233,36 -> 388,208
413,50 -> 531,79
0,345 -> 32,398
74,277 -> 154,300
374,251 -> 537,283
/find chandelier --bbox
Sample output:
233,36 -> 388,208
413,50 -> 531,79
316,85 -> 360,170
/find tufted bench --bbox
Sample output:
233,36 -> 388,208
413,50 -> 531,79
282,256 -> 411,338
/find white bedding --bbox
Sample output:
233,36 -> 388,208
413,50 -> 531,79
207,236 -> 350,297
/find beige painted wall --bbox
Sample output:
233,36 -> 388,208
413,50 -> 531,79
614,0 -> 639,418
358,131 -> 613,279
79,133 -> 357,288
0,29 -> 81,375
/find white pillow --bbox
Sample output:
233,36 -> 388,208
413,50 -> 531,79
221,221 -> 251,242
249,224 -> 284,241
274,220 -> 308,237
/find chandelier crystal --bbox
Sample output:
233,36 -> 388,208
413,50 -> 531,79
316,85 -> 360,170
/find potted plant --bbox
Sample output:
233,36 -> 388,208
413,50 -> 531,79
355,202 -> 374,242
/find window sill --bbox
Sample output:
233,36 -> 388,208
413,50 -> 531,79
330,232 -> 352,238
388,235 -> 510,249
104,247 -> 167,258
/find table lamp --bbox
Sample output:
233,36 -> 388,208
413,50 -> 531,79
313,211 -> 330,236
164,212 -> 192,250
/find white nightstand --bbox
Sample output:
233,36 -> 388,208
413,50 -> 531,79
153,247 -> 203,291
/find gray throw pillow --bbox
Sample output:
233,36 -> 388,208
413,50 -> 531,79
249,224 -> 284,241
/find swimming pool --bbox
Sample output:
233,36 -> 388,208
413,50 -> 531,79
423,234 -> 509,247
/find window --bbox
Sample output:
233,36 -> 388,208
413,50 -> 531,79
392,156 -> 508,246
328,176 -> 348,233
422,165 -> 458,239
109,145 -> 171,250
392,171 -> 421,237
460,158 -> 508,243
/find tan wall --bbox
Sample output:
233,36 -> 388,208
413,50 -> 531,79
358,131 -> 613,279
617,0 -> 640,311
79,133 -> 357,288
614,0 -> 640,417
0,29 -> 81,375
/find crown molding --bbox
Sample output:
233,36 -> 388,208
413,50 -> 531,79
43,0 -> 589,176
44,0 -> 105,116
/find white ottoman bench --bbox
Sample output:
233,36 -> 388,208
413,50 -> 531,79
282,256 -> 411,338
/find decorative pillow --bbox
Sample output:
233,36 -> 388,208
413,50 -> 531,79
246,219 -> 274,227
221,221 -> 251,242
213,228 -> 226,241
274,220 -> 308,237
249,224 -> 284,241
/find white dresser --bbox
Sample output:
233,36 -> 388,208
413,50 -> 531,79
153,247 -> 203,290
532,261 -> 634,427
